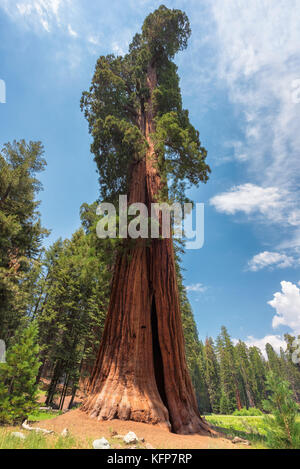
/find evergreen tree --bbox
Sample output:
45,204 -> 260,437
0,322 -> 41,424
204,337 -> 220,413
35,228 -> 110,408
0,140 -> 48,343
248,346 -> 267,408
235,340 -> 256,408
217,326 -> 241,413
263,371 -> 300,449
176,263 -> 211,413
283,334 -> 300,402
266,343 -> 283,376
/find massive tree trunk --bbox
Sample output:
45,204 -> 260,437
82,65 -> 212,435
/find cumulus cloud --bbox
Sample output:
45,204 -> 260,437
248,251 -> 296,271
244,335 -> 286,358
186,283 -> 207,293
268,280 -> 300,334
210,183 -> 291,222
244,280 -> 300,355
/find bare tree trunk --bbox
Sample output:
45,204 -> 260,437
82,64 -> 212,435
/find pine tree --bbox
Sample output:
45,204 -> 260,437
235,340 -> 256,408
217,326 -> 241,413
248,346 -> 267,408
204,337 -> 220,413
263,371 -> 300,449
175,261 -> 211,414
35,228 -> 110,408
0,140 -> 48,343
266,343 -> 283,376
283,334 -> 300,402
0,322 -> 41,424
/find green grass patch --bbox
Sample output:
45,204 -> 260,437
206,415 -> 300,449
206,415 -> 267,448
28,410 -> 62,422
0,428 -> 86,450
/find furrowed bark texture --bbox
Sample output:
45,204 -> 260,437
82,65 -> 212,435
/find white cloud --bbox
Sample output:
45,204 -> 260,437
238,280 -> 300,356
248,251 -> 296,271
88,35 -> 100,46
268,280 -> 300,334
0,0 -> 67,32
210,183 -> 290,222
186,283 -> 207,293
68,24 -> 78,38
211,0 -> 300,185
210,0 -> 300,250
244,335 -> 286,358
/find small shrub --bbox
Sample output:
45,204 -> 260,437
0,323 -> 41,424
263,371 -> 300,449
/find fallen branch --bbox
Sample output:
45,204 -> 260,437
22,420 -> 54,435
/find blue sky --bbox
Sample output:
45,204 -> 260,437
0,0 -> 300,354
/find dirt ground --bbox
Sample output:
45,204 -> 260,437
33,409 -> 242,449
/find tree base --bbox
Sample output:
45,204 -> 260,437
82,385 -> 214,435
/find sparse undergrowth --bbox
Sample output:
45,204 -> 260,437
206,415 -> 300,449
1,415 -> 299,449
0,429 -> 84,450
0,428 -> 144,450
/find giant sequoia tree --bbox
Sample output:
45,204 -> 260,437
81,6 -> 211,434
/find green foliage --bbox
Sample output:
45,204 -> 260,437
0,140 -> 48,342
262,371 -> 300,449
142,5 -> 191,60
266,343 -> 283,376
28,410 -> 62,421
206,415 -> 267,448
248,346 -> 267,408
34,224 -> 111,406
0,322 -> 41,424
0,429 -> 84,450
204,338 -> 220,413
280,334 -> 300,402
176,260 -> 210,413
235,340 -> 257,409
219,392 -> 232,415
154,111 -> 209,203
233,408 -> 263,416
81,5 -> 210,204
217,326 -> 240,414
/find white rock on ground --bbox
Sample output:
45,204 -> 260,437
232,436 -> 251,446
11,432 -> 26,440
61,428 -> 69,437
93,438 -> 111,449
123,432 -> 138,444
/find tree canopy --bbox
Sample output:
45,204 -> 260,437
81,5 -> 210,204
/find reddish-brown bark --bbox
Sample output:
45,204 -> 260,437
82,65 -> 212,435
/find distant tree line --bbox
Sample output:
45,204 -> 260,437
1,140 -> 299,418
191,327 -> 300,414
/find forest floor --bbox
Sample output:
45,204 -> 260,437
1,410 -> 277,449
23,409 -> 249,449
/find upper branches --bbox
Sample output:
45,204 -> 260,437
81,5 -> 210,204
